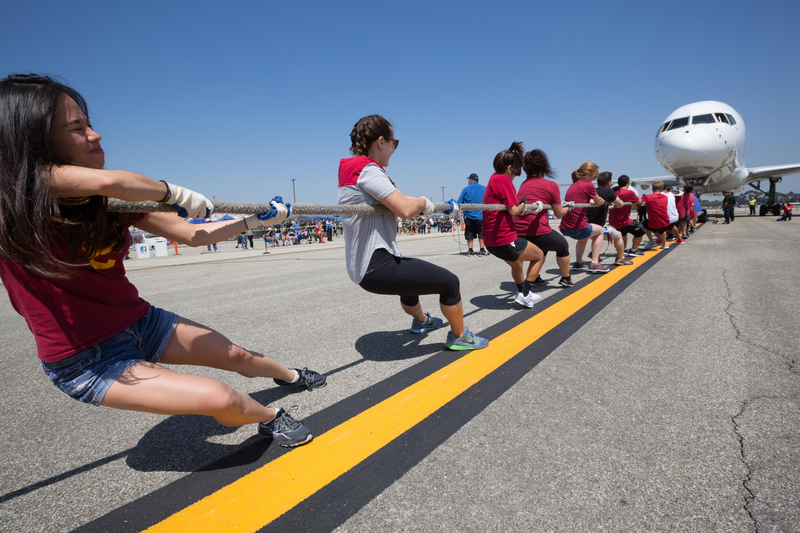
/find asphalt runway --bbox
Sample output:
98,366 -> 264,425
0,212 -> 797,532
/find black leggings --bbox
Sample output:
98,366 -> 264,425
359,249 -> 461,307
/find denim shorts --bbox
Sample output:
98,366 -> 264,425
41,306 -> 180,406
560,225 -> 594,240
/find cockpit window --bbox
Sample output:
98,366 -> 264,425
666,117 -> 689,130
691,114 -> 716,124
658,121 -> 671,135
715,113 -> 729,124
726,113 -> 737,125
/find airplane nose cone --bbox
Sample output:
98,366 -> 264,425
656,127 -> 725,177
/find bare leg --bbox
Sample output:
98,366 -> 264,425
401,301 -> 428,323
590,234 -> 603,261
102,362 -> 277,426
160,318 -> 295,382
613,234 -> 625,259
556,255 -> 570,276
575,238 -> 589,263
440,300 -> 465,337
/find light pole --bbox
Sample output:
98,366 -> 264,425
441,186 -> 445,202
291,179 -> 297,203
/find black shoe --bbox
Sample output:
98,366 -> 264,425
258,406 -> 312,447
533,276 -> 545,285
558,276 -> 574,287
479,249 -> 490,256
468,249 -> 475,256
274,367 -> 327,391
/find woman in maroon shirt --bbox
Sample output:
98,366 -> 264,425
482,142 -> 544,308
0,74 -> 323,448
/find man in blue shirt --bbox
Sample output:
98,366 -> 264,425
457,173 -> 488,256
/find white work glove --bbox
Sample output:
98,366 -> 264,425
244,197 -> 291,229
444,199 -> 460,217
562,201 -> 575,210
161,181 -> 214,219
527,201 -> 544,214
420,197 -> 436,216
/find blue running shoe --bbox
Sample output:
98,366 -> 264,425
445,328 -> 489,351
258,406 -> 312,447
411,313 -> 444,334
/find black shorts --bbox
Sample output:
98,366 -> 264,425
359,248 -> 461,307
523,231 -> 569,257
463,218 -> 482,241
617,221 -> 645,238
486,236 -> 528,262
645,221 -> 675,233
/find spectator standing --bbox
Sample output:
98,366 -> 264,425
457,173 -> 489,256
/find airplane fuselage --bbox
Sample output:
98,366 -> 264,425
655,101 -> 747,193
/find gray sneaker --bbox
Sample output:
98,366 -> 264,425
445,328 -> 489,351
586,262 -> 610,274
572,262 -> 588,272
258,406 -> 312,447
274,368 -> 327,391
411,313 -> 444,334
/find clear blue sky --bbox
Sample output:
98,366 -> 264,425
3,0 -> 799,206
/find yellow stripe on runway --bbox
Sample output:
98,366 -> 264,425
145,250 -> 663,533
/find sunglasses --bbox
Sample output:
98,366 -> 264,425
385,137 -> 399,149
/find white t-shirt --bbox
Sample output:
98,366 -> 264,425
338,160 -> 401,283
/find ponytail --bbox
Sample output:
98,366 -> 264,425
493,141 -> 525,176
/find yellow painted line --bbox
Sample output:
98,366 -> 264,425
145,250 -> 664,533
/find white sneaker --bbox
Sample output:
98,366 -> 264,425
661,243 -> 670,250
515,292 -> 535,308
526,292 -> 542,301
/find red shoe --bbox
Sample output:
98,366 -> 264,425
655,240 -> 663,245
677,239 -> 685,244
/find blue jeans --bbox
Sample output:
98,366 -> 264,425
41,306 -> 179,405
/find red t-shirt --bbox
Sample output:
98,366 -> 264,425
515,177 -> 561,236
560,181 -> 597,231
0,213 -> 151,362
642,194 -> 670,228
688,193 -> 696,217
482,173 -> 519,247
785,204 -> 793,214
609,188 -> 638,229
674,193 -> 686,217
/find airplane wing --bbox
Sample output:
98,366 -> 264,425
628,175 -> 683,191
744,163 -> 800,184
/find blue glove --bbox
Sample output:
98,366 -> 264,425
257,196 -> 292,223
244,196 -> 292,230
444,199 -> 459,216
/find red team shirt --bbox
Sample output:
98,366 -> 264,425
608,188 -> 639,229
482,173 -> 520,247
641,193 -> 670,228
0,213 -> 150,362
560,180 -> 597,231
515,177 -> 561,236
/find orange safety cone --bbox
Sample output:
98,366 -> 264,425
460,220 -> 465,231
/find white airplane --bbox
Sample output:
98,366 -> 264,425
632,101 -> 800,199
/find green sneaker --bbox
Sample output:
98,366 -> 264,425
445,328 -> 489,351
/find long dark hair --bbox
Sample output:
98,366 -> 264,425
493,142 -> 524,176
0,74 -> 125,278
523,149 -> 556,179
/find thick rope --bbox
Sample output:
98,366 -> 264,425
107,199 -> 633,216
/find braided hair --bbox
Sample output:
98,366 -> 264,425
349,115 -> 393,157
